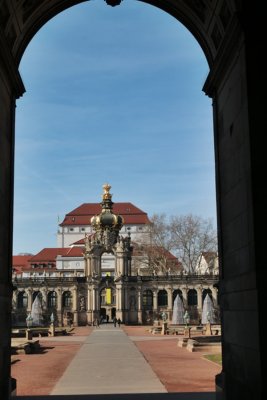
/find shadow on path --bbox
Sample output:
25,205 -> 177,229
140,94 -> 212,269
16,392 -> 216,400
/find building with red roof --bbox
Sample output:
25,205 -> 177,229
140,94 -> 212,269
57,202 -> 151,247
12,185 -> 218,327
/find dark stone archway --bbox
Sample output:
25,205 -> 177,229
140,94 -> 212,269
0,1 -> 265,399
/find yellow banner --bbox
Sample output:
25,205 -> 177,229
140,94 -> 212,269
106,288 -> 111,304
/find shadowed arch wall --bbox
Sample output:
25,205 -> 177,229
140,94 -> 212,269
0,1 -> 265,399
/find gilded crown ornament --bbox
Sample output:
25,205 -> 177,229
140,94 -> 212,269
90,184 -> 124,250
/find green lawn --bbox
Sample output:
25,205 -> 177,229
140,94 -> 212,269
203,353 -> 222,365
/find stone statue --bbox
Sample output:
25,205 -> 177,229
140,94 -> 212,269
79,296 -> 86,311
130,295 -> 136,310
161,311 -> 167,321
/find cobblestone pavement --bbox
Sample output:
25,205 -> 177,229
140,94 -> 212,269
11,325 -> 221,396
123,326 -> 221,393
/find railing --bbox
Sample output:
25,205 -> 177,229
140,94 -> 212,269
12,274 -> 218,288
12,276 -> 86,287
126,274 -> 218,283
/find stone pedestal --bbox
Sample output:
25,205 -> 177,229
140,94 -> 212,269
184,327 -> 191,338
49,323 -> 55,337
161,321 -> 168,335
205,322 -> 212,336
25,329 -> 32,340
177,337 -> 189,347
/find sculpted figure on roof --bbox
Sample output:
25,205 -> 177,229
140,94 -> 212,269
102,183 -> 112,200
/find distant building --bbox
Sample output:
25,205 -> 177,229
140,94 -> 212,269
195,252 -> 219,275
12,184 -> 219,327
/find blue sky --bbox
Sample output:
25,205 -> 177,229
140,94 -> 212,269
13,0 -> 216,255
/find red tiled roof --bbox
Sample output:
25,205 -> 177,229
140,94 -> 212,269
28,248 -> 68,262
18,247 -> 85,272
28,247 -> 85,261
62,247 -> 84,257
13,255 -> 32,268
60,202 -> 150,226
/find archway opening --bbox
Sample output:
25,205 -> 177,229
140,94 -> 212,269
12,0 -> 219,397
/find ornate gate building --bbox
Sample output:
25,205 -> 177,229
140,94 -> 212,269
12,184 -> 219,327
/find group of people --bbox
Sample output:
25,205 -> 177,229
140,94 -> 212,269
113,317 -> 121,327
93,316 -> 122,327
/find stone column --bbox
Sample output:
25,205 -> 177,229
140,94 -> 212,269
137,288 -> 142,324
0,52 -> 25,398
115,284 -> 123,321
86,287 -> 92,325
124,287 -> 129,324
56,289 -> 62,326
167,287 -> 172,320
72,287 -> 78,326
84,255 -> 91,277
153,290 -> 158,314
40,289 -> 47,312
197,286 -> 203,323
26,289 -> 32,313
92,285 -> 99,320
115,251 -> 124,277
181,287 -> 188,307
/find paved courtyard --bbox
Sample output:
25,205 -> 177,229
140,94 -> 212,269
11,324 -> 221,398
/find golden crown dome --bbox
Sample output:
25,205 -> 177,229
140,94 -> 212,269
91,184 -> 124,232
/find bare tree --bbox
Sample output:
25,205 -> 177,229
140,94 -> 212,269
169,214 -> 217,274
132,242 -> 182,275
132,214 -> 181,275
132,213 -> 217,275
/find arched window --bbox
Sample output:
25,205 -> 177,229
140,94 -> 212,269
202,288 -> 212,304
158,289 -> 168,307
143,289 -> 153,310
48,291 -> 57,308
17,291 -> 28,309
172,289 -> 183,305
187,289 -> 198,306
62,291 -> 72,307
33,291 -> 42,303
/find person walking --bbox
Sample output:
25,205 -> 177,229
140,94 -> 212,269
106,315 -> 109,324
94,318 -> 100,328
113,317 -> 117,327
117,318 -> 121,327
